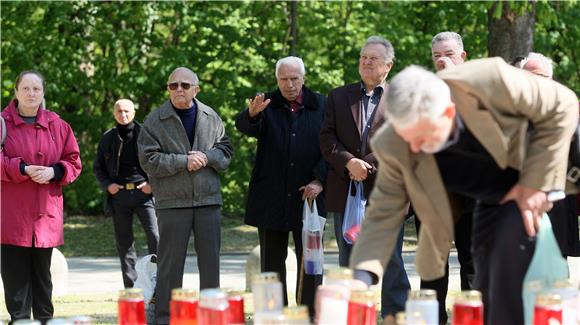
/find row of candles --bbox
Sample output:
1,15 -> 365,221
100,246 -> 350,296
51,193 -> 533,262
116,267 -> 580,325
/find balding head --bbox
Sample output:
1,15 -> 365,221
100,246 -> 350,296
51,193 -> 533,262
113,98 -> 136,125
522,52 -> 553,79
167,67 -> 199,85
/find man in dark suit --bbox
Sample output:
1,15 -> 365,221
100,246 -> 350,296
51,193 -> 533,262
350,59 -> 578,324
416,31 -> 475,324
319,35 -> 410,320
235,56 -> 326,317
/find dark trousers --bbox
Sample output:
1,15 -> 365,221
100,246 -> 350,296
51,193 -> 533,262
258,228 -> 323,318
548,194 -> 580,257
111,189 -> 159,288
472,201 -> 535,325
1,245 -> 53,324
380,226 -> 410,317
330,212 -> 409,316
416,211 -> 475,324
155,206 -> 221,325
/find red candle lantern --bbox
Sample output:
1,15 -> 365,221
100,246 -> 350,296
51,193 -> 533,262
227,291 -> 245,325
347,290 -> 376,325
118,288 -> 146,325
533,293 -> 562,325
170,288 -> 198,325
452,290 -> 484,325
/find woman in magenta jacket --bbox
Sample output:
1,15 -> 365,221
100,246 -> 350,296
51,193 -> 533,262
1,70 -> 82,324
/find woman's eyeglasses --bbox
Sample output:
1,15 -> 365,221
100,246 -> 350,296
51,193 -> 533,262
167,82 -> 195,90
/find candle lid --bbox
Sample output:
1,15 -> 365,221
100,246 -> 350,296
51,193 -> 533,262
119,288 -> 143,300
171,288 -> 198,301
408,289 -> 437,300
283,305 -> 309,320
536,293 -> 562,307
325,267 -> 353,280
199,288 -> 229,309
253,272 -> 280,284
350,290 -> 376,304
455,290 -> 482,304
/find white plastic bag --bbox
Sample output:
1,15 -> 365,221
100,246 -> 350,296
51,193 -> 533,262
302,200 -> 326,275
134,254 -> 157,324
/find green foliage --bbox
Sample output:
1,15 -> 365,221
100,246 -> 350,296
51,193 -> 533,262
2,1 -> 579,216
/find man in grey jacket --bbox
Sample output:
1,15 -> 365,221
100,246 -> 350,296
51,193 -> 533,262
138,67 -> 233,325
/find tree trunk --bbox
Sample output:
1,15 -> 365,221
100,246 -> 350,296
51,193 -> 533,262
288,0 -> 298,56
487,1 -> 536,62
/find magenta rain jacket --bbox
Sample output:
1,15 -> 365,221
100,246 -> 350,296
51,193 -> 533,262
1,99 -> 82,248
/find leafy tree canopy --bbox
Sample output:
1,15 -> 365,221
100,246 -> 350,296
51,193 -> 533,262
1,1 -> 578,216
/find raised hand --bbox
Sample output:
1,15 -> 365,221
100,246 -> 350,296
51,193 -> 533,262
248,92 -> 271,118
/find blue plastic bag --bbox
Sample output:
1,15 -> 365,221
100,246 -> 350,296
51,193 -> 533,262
522,214 -> 569,324
342,181 -> 367,244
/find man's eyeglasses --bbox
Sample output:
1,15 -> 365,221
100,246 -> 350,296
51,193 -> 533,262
167,82 -> 195,91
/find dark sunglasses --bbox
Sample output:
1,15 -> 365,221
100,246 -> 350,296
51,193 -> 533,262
167,82 -> 194,90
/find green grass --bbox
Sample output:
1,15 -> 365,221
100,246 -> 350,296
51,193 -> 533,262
61,214 -> 417,257
60,214 -> 263,257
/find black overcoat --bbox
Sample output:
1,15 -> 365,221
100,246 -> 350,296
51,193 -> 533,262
235,86 -> 327,231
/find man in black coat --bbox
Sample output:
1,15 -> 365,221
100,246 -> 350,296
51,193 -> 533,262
94,98 -> 159,288
235,56 -> 326,317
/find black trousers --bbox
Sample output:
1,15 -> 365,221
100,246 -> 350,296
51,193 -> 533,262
1,245 -> 53,324
417,210 -> 475,324
111,189 -> 159,288
548,194 -> 580,257
258,228 -> 323,318
472,201 -> 535,325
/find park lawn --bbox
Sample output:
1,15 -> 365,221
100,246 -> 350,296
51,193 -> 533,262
61,214 -> 261,257
61,215 -> 417,257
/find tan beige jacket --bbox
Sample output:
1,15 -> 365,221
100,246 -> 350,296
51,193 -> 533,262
350,57 -> 579,280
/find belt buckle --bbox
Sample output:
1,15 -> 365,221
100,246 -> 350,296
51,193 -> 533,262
567,166 -> 580,183
125,183 -> 136,190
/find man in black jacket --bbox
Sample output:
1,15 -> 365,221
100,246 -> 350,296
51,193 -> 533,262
94,98 -> 159,288
235,56 -> 326,317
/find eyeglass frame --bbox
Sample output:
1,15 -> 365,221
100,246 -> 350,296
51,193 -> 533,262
167,81 -> 197,91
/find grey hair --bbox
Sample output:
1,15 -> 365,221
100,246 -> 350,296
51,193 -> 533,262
360,35 -> 395,63
431,31 -> 464,52
275,56 -> 306,78
168,67 -> 199,85
385,65 -> 450,128
524,52 -> 553,78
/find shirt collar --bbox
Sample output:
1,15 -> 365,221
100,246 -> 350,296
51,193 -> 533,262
360,81 -> 385,97
286,88 -> 304,113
